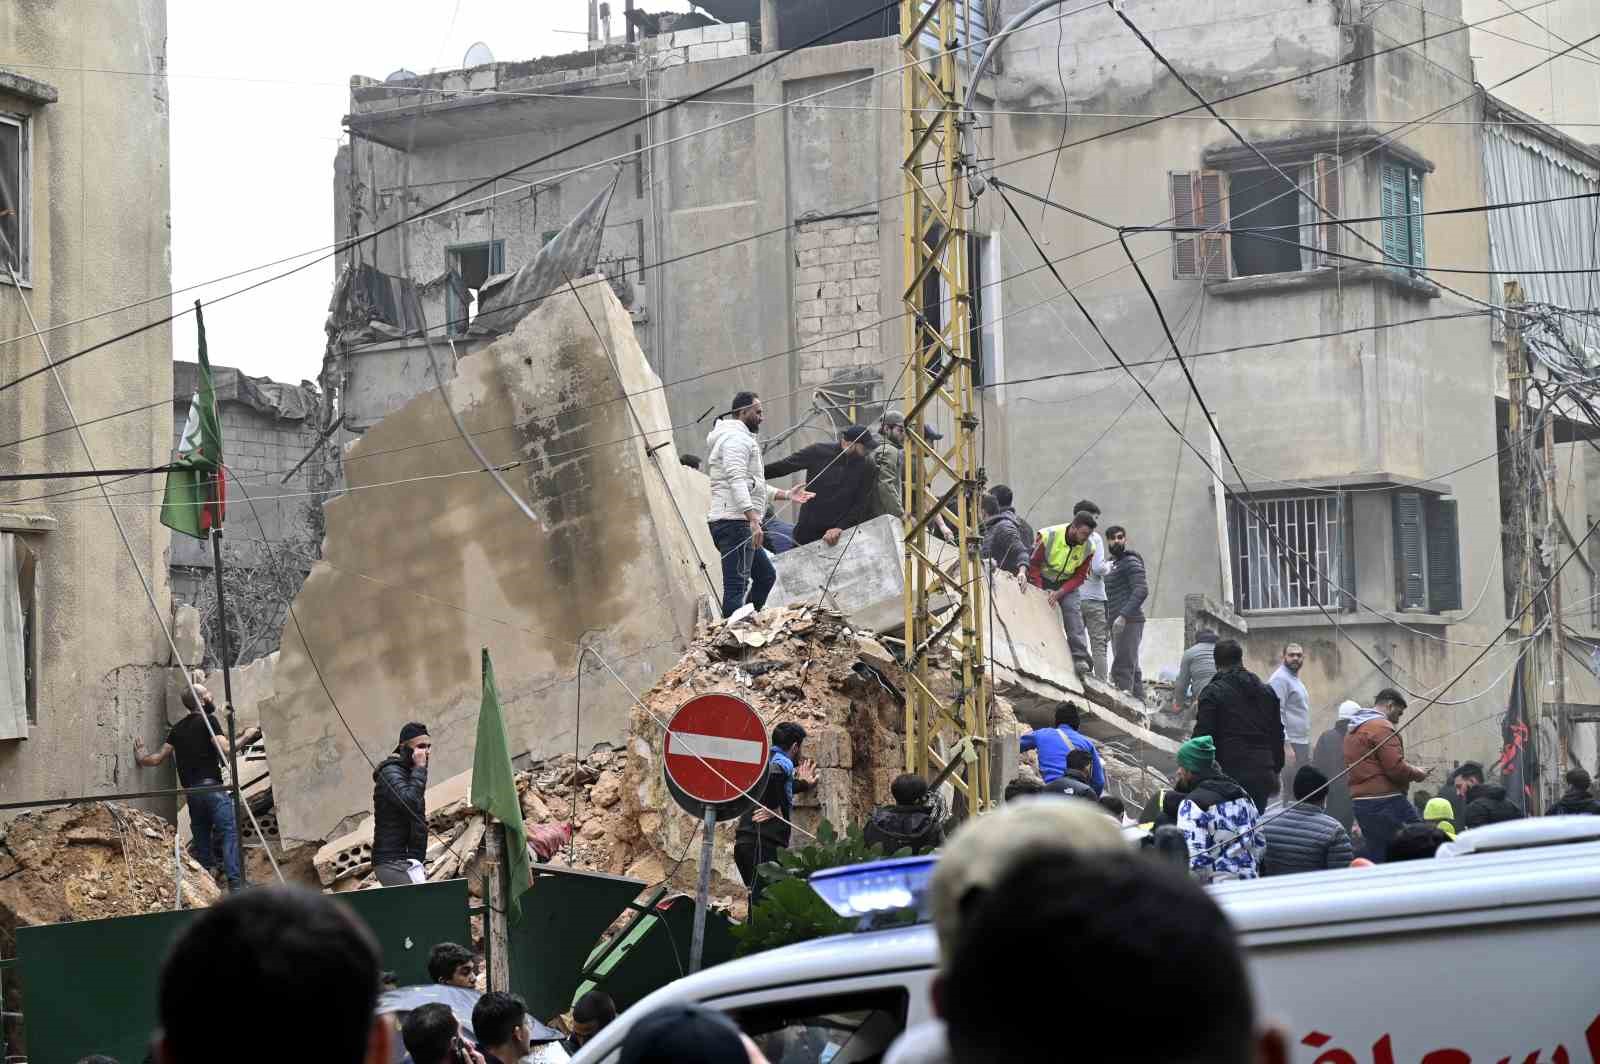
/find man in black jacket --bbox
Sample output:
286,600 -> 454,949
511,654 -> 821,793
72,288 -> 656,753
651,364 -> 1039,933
1044,748 -> 1099,801
1193,639 -> 1283,813
1462,780 -> 1523,828
1549,768 -> 1600,815
1104,525 -> 1148,699
763,425 -> 878,546
863,773 -> 944,853
372,721 -> 431,886
980,492 -> 1030,575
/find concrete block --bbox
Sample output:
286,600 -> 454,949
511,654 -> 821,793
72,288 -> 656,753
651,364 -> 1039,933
716,40 -> 747,59
851,275 -> 881,296
858,329 -> 880,347
817,281 -> 847,300
823,349 -> 860,368
798,351 -> 825,371
823,298 -> 856,317
800,367 -> 829,385
825,228 -> 856,248
797,316 -> 823,336
851,243 -> 878,261
794,232 -> 824,252
732,21 -> 749,38
856,257 -> 882,277
701,23 -> 733,43
796,248 -> 821,268
687,42 -> 720,63
674,27 -> 705,47
819,246 -> 850,264
824,261 -> 856,282
854,224 -> 879,244
795,265 -> 826,285
853,312 -> 880,332
795,298 -> 826,319
766,515 -> 908,631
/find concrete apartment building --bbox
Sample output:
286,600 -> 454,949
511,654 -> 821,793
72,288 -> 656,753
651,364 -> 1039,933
331,0 -> 1600,798
0,3 -> 176,807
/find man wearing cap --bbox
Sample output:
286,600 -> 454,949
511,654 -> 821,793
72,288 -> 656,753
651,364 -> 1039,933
764,424 -> 880,547
1344,688 -> 1429,862
372,722 -> 432,886
1170,736 -> 1265,883
1311,699 -> 1360,829
871,410 -> 908,519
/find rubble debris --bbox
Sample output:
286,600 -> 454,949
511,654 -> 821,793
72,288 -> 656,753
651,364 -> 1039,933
0,804 -> 222,942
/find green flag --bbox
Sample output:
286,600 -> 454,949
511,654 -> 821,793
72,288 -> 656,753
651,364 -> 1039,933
161,305 -> 225,540
471,648 -> 533,920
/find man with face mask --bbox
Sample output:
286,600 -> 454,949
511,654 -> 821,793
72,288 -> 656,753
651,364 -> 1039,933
372,722 -> 432,886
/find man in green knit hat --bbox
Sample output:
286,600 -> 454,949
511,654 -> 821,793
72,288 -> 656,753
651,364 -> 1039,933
1140,736 -> 1265,883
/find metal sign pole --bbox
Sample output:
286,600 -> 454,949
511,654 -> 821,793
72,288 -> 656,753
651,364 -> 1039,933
210,527 -> 246,888
688,805 -> 717,973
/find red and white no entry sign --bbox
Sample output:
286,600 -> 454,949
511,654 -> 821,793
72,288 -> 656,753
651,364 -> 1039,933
664,693 -> 769,806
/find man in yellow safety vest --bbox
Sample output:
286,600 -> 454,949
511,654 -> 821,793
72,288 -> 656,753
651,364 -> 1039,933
1026,510 -> 1099,675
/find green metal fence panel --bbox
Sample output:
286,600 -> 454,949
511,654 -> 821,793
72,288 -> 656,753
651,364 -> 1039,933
587,894 -> 737,1013
15,879 -> 470,1063
508,867 -> 645,1022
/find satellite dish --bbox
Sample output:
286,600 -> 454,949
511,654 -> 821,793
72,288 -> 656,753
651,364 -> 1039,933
463,42 -> 494,67
384,69 -> 418,83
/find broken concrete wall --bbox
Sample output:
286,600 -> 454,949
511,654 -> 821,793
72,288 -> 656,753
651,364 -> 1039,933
262,278 -> 718,845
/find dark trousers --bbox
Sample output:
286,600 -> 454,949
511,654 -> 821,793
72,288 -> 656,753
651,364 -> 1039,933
1353,793 -> 1421,862
1228,766 -> 1278,814
734,836 -> 782,904
1110,619 -> 1145,699
1280,742 -> 1311,804
188,786 -> 242,890
710,519 -> 777,617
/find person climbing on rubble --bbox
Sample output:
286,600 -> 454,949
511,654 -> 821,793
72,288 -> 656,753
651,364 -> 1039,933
863,773 -> 945,854
1103,524 -> 1147,700
979,492 -> 1029,575
1019,702 -> 1104,793
371,722 -> 432,886
763,424 -> 879,548
133,686 -> 261,892
1169,736 -> 1265,883
733,722 -> 817,903
705,392 -> 814,618
1025,511 -> 1098,675
1043,749 -> 1099,801
1171,628 -> 1218,717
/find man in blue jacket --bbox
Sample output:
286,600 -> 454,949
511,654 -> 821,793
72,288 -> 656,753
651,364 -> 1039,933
1019,702 -> 1104,794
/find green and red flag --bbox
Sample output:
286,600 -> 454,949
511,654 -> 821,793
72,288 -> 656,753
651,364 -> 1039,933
161,304 -> 226,540
471,648 -> 533,921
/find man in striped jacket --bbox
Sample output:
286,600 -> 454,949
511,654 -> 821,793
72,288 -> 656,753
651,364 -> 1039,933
1260,766 -> 1354,875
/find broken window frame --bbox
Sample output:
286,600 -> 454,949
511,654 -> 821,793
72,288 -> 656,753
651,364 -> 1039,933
1172,154 -> 1343,282
445,240 -> 506,336
0,111 -> 31,284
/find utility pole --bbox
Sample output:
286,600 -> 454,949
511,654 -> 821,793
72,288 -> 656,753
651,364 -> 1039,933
1542,364 -> 1571,788
1504,281 -> 1546,813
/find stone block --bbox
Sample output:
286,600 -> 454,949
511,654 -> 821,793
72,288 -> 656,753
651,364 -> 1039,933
817,281 -> 847,300
795,265 -> 826,285
798,351 -> 825,371
797,317 -> 823,336
687,42 -> 720,63
856,257 -> 882,277
823,348 -> 859,368
825,228 -> 856,248
717,40 -> 748,59
853,312 -> 881,332
701,23 -> 733,43
824,260 -> 857,282
859,329 -> 880,347
851,243 -> 878,261
673,27 -> 705,47
796,248 -> 821,268
819,246 -> 850,264
851,275 -> 881,296
795,298 -> 826,319
854,224 -> 879,244
808,727 -> 853,769
823,298 -> 856,317
800,367 -> 829,385
794,232 -> 824,252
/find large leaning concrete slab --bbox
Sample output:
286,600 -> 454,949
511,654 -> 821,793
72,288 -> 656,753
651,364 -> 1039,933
261,278 -> 718,845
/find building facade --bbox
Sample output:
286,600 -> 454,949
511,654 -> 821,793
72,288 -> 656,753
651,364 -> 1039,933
0,2 -> 176,807
330,0 -> 1600,800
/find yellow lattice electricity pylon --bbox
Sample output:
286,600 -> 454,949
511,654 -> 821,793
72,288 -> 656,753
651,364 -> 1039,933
899,0 -> 989,814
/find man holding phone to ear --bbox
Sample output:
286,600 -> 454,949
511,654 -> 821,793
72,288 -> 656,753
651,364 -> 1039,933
372,721 -> 432,886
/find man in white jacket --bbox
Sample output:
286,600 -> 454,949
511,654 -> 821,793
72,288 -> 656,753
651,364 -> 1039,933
704,392 -> 811,617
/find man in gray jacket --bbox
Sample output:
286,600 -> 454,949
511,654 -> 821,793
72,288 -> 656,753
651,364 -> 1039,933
1172,629 -> 1218,717
704,392 -> 811,617
1260,766 -> 1353,875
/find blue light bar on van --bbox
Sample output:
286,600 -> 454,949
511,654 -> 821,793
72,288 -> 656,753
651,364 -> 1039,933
807,855 -> 937,919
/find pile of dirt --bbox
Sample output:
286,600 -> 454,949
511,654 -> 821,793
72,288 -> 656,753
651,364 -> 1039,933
0,803 -> 223,941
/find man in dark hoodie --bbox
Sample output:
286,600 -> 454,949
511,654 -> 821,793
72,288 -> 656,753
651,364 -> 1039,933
980,492 -> 1030,575
372,722 -> 431,886
1462,775 -> 1523,828
1193,639 -> 1283,813
863,773 -> 944,854
1547,768 -> 1600,815
734,721 -> 817,903
1103,525 -> 1148,700
763,425 -> 879,547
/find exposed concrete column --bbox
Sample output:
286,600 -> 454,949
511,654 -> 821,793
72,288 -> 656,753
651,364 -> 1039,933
761,0 -> 780,51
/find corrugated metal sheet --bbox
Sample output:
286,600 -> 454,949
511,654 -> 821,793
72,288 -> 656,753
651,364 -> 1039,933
1482,118 -> 1600,347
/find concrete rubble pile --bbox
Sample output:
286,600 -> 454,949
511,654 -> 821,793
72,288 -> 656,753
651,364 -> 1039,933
0,803 -> 222,937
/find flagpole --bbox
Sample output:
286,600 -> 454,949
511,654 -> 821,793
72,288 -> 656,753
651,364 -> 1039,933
210,525 -> 246,889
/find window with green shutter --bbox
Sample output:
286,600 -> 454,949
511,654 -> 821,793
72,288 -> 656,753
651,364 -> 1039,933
1391,491 -> 1461,613
1380,159 -> 1425,272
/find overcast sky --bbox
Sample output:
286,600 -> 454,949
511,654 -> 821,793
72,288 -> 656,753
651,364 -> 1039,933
168,0 -> 689,384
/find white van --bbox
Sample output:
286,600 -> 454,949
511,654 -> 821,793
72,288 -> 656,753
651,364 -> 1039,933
570,818 -> 1600,1063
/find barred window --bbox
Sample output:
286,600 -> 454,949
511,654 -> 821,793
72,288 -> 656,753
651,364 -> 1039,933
1228,493 -> 1348,612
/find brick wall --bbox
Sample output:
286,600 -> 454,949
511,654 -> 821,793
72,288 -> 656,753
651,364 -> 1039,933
793,215 -> 882,386
645,22 -> 752,68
